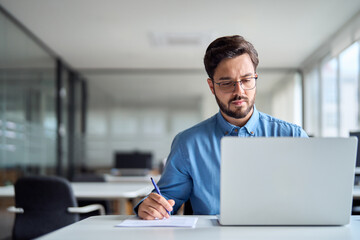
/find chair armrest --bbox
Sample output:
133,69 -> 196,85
67,204 -> 105,215
7,206 -> 24,213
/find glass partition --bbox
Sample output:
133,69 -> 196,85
0,10 -> 56,185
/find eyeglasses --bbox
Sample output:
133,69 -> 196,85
213,74 -> 258,93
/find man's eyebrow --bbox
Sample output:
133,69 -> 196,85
241,73 -> 254,77
217,73 -> 254,81
218,77 -> 233,81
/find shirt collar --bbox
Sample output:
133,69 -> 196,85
243,105 -> 258,136
216,106 -> 259,136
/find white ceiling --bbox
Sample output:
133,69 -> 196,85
1,0 -> 360,105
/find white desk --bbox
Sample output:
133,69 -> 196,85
2,184 -> 360,212
0,182 -> 152,214
38,215 -> 360,240
71,182 -> 152,199
0,182 -> 152,199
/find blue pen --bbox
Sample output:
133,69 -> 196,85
150,177 -> 171,215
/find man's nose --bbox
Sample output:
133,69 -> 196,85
233,81 -> 245,94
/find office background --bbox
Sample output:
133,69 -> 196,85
1,0 -> 360,238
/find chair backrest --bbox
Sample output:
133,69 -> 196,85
13,175 -> 79,240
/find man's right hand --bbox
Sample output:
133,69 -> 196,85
138,192 -> 175,220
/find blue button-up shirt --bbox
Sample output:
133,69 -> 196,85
135,106 -> 308,215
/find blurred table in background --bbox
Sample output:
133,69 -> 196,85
0,181 -> 153,215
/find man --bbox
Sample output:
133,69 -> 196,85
135,35 -> 308,220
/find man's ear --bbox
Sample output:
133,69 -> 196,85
207,78 -> 215,95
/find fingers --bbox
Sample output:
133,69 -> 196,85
168,199 -> 175,207
138,193 -> 174,220
138,204 -> 166,220
149,193 -> 174,213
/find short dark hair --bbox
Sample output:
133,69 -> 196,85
204,35 -> 259,79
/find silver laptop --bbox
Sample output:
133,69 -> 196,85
219,137 -> 357,226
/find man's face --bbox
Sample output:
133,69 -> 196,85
207,53 -> 256,120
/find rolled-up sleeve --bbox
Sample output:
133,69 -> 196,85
133,133 -> 192,215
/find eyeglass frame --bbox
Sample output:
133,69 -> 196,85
212,73 -> 258,92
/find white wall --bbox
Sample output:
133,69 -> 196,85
270,73 -> 303,126
85,84 -> 204,168
84,71 -> 303,168
85,106 -> 203,168
255,92 -> 273,115
201,88 -> 219,119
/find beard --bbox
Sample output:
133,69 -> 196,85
215,93 -> 255,119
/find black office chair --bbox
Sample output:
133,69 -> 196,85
8,175 -> 104,240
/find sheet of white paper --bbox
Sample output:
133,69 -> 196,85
115,216 -> 198,228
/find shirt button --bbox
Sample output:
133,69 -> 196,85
250,131 -> 254,135
234,129 -> 238,133
225,131 -> 229,135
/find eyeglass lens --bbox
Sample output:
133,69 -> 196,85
217,77 -> 256,92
